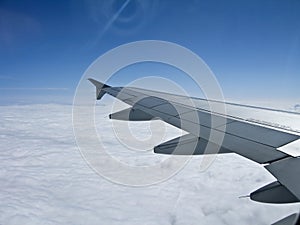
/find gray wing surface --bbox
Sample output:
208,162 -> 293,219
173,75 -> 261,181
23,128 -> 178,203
272,213 -> 300,225
89,79 -> 300,223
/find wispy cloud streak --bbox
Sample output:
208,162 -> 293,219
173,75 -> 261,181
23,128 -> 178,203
97,0 -> 131,39
0,76 -> 17,80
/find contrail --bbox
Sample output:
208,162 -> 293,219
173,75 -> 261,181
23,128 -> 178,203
99,0 -> 131,38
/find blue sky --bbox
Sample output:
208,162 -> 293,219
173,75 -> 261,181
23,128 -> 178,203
0,0 -> 299,104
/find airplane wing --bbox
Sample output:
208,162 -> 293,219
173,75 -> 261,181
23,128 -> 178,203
89,78 -> 300,224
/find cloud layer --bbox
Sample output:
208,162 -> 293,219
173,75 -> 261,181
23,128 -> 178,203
0,104 -> 299,225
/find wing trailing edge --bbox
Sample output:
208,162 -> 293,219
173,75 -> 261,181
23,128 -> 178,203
154,134 -> 231,155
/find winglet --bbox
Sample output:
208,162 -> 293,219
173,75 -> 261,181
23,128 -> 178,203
88,78 -> 111,100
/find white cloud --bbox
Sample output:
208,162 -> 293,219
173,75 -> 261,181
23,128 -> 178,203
294,104 -> 300,112
0,104 -> 299,225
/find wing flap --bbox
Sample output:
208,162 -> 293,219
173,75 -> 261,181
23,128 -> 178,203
272,213 -> 300,225
266,157 -> 300,200
250,181 -> 299,204
154,134 -> 231,155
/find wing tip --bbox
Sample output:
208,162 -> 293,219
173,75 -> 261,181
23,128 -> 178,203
87,78 -> 110,88
88,78 -> 110,100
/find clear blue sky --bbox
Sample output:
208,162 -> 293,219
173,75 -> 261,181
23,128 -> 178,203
0,0 -> 299,104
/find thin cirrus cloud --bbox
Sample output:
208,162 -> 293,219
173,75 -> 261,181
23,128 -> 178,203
87,0 -> 159,45
0,76 -> 14,79
86,0 -> 132,47
99,0 -> 132,37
